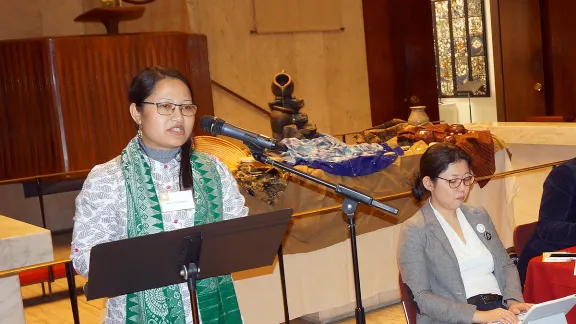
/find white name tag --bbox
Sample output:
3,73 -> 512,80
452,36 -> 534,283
159,190 -> 195,212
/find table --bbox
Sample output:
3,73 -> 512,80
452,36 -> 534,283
524,247 -> 576,323
0,216 -> 54,324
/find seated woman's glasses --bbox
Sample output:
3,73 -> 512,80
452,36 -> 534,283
437,175 -> 475,188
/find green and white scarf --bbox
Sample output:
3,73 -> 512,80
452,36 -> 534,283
120,138 -> 242,324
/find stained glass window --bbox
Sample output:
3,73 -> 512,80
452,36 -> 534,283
431,0 -> 490,97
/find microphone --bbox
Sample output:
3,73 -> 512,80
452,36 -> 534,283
199,116 -> 288,152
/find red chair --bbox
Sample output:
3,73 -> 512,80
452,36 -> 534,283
18,267 -> 50,297
513,222 -> 538,257
18,262 -> 76,299
399,273 -> 418,324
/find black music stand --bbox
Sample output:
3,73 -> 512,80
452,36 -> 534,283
84,209 -> 293,323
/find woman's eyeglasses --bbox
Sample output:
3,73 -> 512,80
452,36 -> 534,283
437,175 -> 475,188
142,102 -> 198,116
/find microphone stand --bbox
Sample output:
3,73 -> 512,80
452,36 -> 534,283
245,144 -> 399,324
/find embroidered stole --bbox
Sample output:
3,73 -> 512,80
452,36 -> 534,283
120,138 -> 242,323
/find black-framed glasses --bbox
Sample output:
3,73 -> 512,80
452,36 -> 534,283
142,101 -> 198,116
437,175 -> 475,189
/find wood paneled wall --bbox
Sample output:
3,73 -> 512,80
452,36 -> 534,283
541,0 -> 576,117
493,0 -> 546,122
0,32 -> 214,180
362,0 -> 407,125
362,0 -> 439,125
0,40 -> 64,179
490,0 -> 576,121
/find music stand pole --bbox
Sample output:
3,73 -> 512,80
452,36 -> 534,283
468,92 -> 473,123
246,145 -> 399,324
179,234 -> 203,323
278,245 -> 290,323
182,263 -> 201,324
342,197 -> 364,322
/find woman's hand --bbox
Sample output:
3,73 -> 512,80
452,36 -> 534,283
507,300 -> 534,315
472,308 -> 519,324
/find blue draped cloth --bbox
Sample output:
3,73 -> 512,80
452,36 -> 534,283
280,135 -> 404,177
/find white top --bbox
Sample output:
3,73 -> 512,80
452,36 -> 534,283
71,153 -> 248,324
429,201 -> 502,298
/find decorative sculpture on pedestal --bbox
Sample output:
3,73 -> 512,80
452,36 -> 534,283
121,0 -> 156,3
75,0 -> 150,34
268,71 -> 318,140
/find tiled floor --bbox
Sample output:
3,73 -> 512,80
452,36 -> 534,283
21,233 -> 407,323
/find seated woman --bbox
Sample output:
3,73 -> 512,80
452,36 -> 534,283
518,158 -> 576,285
398,143 -> 532,324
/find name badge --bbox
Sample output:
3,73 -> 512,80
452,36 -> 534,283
476,224 -> 486,233
159,190 -> 195,212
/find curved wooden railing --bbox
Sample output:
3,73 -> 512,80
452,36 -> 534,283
0,169 -> 91,186
292,159 -> 568,218
0,158 -> 567,222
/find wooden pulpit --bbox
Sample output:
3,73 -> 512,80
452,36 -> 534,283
0,32 -> 214,181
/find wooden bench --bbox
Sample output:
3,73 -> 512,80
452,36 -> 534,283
526,115 -> 576,122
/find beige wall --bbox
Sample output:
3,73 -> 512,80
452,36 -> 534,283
0,0 -> 190,40
186,0 -> 373,137
0,0 -> 84,40
81,0 -> 191,35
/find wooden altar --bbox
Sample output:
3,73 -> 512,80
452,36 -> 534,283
0,32 -> 214,181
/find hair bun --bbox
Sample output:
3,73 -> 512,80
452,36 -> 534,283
411,171 -> 428,201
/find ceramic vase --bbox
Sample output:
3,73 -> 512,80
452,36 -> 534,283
407,106 -> 430,126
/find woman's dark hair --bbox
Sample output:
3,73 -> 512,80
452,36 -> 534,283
411,143 -> 472,201
128,66 -> 194,191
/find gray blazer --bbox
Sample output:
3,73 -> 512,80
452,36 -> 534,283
397,202 -> 524,324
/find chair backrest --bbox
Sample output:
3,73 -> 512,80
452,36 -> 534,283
513,222 -> 538,257
399,273 -> 418,324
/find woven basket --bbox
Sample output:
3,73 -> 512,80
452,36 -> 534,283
194,136 -> 248,171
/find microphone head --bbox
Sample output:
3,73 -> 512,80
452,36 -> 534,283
199,116 -> 226,135
199,115 -> 215,133
275,142 -> 289,152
